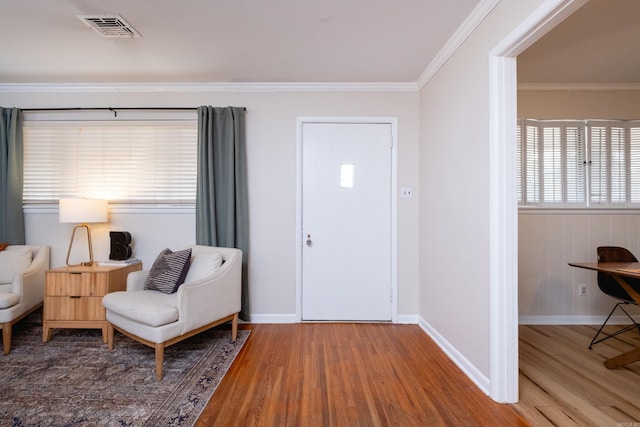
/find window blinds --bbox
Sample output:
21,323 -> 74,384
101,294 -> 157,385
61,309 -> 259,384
518,119 -> 640,208
23,121 -> 197,205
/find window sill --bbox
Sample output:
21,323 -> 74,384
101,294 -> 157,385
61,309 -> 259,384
23,204 -> 196,215
518,207 -> 640,215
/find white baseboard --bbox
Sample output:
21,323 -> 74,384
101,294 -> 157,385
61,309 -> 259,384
245,314 -> 297,324
243,313 -> 637,325
519,315 -> 638,325
245,313 -> 421,324
396,314 -> 420,324
417,316 -> 490,396
406,313 -> 640,401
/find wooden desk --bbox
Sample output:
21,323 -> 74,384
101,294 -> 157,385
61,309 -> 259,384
568,261 -> 640,368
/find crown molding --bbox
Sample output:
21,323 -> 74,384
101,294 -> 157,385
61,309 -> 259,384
0,81 -> 418,94
416,0 -> 500,91
518,83 -> 640,91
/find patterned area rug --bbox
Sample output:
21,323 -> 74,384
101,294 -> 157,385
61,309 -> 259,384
0,321 -> 249,426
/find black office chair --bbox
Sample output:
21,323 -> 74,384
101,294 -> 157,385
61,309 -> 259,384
589,246 -> 640,349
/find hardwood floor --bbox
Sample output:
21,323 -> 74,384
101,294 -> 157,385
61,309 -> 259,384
196,323 -> 529,426
515,324 -> 640,426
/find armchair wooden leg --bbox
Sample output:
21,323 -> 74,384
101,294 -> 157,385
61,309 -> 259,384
2,323 -> 11,355
107,323 -> 115,350
231,313 -> 238,342
155,344 -> 165,381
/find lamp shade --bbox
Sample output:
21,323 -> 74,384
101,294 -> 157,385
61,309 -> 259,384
59,198 -> 108,224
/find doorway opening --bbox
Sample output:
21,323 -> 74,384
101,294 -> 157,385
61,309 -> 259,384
489,0 -> 588,403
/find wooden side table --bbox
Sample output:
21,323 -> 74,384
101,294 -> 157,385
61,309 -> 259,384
43,263 -> 142,343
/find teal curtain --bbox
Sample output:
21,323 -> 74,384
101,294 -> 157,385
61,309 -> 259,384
196,106 -> 249,320
0,107 -> 25,244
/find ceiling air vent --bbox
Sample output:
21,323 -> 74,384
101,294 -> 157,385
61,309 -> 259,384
76,14 -> 141,38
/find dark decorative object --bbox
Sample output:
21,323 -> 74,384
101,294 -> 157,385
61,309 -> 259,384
109,231 -> 132,260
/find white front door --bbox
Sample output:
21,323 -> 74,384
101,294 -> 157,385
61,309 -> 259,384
301,121 -> 392,321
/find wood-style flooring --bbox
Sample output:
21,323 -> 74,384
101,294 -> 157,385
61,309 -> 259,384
196,323 -> 529,426
515,324 -> 640,426
197,323 -> 640,426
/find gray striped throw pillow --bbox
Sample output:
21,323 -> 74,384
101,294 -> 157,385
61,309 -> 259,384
144,248 -> 192,294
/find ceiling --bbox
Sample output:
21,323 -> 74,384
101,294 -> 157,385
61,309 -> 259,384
518,0 -> 640,85
0,0 -> 480,84
0,0 -> 636,86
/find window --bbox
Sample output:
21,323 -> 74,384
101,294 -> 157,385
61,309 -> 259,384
23,120 -> 197,205
518,119 -> 640,208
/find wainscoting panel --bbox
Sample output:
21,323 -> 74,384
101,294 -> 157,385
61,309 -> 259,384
519,211 -> 640,324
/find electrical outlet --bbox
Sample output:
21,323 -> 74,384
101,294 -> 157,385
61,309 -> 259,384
578,284 -> 587,296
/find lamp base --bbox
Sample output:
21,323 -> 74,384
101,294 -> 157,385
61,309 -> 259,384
66,224 -> 95,267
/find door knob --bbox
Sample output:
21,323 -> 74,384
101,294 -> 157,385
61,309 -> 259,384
306,234 -> 312,247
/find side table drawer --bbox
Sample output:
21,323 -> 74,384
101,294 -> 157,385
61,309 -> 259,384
43,296 -> 105,321
46,272 -> 108,296
42,263 -> 142,344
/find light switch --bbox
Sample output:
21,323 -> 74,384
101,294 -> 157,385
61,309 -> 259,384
400,187 -> 413,199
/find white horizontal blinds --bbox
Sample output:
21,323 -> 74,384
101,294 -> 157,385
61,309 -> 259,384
112,126 -> 197,203
23,121 -> 197,204
23,126 -> 64,201
630,122 -> 640,203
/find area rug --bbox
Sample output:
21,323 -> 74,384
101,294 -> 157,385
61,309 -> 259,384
0,321 -> 249,426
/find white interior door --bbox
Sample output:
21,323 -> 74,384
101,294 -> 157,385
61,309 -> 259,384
301,122 -> 392,321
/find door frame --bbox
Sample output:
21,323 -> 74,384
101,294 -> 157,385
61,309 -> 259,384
489,0 -> 588,402
296,117 -> 398,323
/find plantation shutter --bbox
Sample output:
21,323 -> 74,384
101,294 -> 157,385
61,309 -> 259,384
525,121 -> 540,204
517,122 -> 522,204
542,125 -> 562,203
565,125 -> 585,204
630,122 -> 640,203
610,125 -> 626,203
588,124 -> 608,205
518,119 -> 640,208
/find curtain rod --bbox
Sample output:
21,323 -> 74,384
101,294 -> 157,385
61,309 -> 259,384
21,106 -> 246,117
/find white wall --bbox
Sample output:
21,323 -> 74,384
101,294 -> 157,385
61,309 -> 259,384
417,0 -> 548,381
1,87 -> 420,321
518,89 -> 640,120
518,88 -> 640,323
519,211 -> 640,323
24,208 -> 196,268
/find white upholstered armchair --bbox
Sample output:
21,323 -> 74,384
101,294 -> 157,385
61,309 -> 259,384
0,245 -> 50,354
102,245 -> 242,380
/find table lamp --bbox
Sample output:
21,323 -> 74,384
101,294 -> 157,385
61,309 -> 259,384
59,198 -> 108,267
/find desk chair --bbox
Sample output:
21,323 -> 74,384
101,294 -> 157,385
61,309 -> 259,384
590,246 -> 640,349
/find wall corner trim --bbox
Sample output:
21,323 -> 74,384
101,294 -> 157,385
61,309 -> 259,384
416,0 -> 500,91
